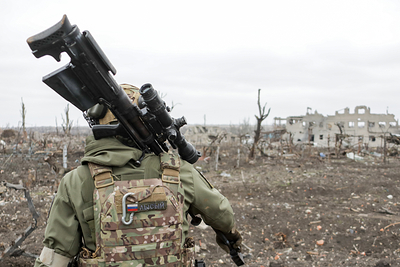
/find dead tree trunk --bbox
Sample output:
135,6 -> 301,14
20,98 -> 27,141
62,104 -> 73,136
383,133 -> 387,164
249,89 -> 270,159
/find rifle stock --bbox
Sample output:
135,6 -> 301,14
27,15 -> 200,163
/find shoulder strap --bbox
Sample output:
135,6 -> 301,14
87,162 -> 114,189
160,152 -> 180,184
87,153 -> 180,187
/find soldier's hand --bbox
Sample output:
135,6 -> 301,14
216,226 -> 242,254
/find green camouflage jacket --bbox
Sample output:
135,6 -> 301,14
34,135 -> 235,267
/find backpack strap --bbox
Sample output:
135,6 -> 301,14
160,152 -> 180,184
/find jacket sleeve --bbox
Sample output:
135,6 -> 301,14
36,172 -> 83,265
34,258 -> 49,267
34,258 -> 48,267
33,246 -> 71,267
188,166 -> 235,233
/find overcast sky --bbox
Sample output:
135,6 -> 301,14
1,0 -> 400,129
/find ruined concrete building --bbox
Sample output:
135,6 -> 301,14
274,106 -> 399,148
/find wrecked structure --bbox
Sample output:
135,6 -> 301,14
182,125 -> 239,146
274,106 -> 400,148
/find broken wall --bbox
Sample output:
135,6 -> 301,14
276,106 -> 399,148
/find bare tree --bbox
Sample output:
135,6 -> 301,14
334,122 -> 347,158
20,98 -> 27,137
379,123 -> 392,164
159,91 -> 180,112
169,101 -> 181,112
249,89 -> 271,159
55,117 -> 59,135
61,104 -> 73,136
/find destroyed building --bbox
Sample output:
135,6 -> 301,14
274,106 -> 400,148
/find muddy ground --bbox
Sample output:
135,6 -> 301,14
1,133 -> 400,267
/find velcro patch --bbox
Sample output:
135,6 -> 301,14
133,201 -> 167,212
127,203 -> 138,212
162,169 -> 180,184
116,186 -> 167,214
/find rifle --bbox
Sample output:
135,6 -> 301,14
26,15 -> 200,164
214,229 -> 245,266
189,212 -> 245,266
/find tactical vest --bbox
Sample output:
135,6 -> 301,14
79,152 -> 195,267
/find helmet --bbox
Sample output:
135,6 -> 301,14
86,84 -> 140,125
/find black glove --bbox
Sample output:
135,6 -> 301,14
216,226 -> 242,253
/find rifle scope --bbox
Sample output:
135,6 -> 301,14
140,84 -> 201,164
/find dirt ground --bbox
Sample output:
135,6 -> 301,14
1,133 -> 400,267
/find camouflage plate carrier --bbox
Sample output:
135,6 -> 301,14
79,152 -> 195,267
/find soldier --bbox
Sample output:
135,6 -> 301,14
34,84 -> 242,267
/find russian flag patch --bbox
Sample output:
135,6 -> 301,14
127,204 -> 138,212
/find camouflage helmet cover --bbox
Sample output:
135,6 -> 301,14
98,83 -> 141,125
